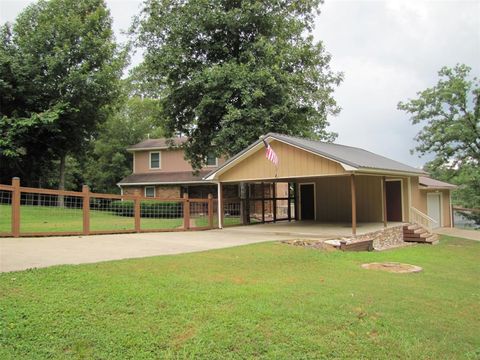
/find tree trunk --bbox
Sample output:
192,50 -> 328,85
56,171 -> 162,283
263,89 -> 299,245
37,177 -> 42,206
58,154 -> 66,207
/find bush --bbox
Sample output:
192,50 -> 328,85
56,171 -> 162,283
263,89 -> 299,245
110,200 -> 183,218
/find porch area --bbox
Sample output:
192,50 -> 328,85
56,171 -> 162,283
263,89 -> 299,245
218,174 -> 409,236
218,220 -> 404,239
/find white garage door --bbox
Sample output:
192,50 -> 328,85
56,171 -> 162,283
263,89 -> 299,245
427,193 -> 441,229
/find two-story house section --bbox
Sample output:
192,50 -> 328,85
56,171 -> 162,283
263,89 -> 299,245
117,137 -> 227,199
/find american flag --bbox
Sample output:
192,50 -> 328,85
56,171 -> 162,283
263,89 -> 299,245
263,140 -> 279,166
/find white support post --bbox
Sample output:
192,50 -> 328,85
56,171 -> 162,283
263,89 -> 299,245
217,182 -> 223,229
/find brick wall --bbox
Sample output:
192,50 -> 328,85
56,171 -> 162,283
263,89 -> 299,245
121,185 -> 181,199
156,186 -> 181,199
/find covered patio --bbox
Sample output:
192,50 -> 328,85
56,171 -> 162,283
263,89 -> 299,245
205,133 -> 425,235
219,220 -> 403,239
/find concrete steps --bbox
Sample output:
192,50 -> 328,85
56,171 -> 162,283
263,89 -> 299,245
402,224 -> 439,245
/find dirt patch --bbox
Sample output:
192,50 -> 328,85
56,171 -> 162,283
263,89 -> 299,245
361,262 -> 423,273
281,239 -> 337,251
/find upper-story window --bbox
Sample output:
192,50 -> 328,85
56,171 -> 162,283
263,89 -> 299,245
150,151 -> 161,169
206,153 -> 218,167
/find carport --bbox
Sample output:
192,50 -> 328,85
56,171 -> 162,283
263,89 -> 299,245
205,133 -> 425,235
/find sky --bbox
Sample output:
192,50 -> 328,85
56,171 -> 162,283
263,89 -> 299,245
1,0 -> 479,169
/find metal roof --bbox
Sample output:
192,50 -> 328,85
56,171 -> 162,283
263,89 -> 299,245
419,176 -> 456,189
127,137 -> 188,151
118,170 -> 212,185
205,133 -> 426,179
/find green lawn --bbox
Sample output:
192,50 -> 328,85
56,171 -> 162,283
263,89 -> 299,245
0,236 -> 479,359
0,204 -> 183,233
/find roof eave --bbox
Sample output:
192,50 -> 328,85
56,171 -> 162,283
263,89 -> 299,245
356,167 -> 426,177
203,134 -> 359,181
419,185 -> 457,190
117,180 -> 213,186
126,146 -> 179,152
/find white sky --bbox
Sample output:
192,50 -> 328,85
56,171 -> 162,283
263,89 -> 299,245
1,0 -> 479,168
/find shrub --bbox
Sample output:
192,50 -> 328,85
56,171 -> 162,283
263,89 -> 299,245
110,200 -> 183,218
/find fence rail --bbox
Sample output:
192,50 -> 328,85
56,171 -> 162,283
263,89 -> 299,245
0,178 -> 215,238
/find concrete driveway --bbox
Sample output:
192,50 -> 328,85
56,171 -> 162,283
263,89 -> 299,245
0,228 -> 298,273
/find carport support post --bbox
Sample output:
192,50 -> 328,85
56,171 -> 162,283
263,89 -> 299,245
82,185 -> 90,235
261,182 -> 265,223
272,183 -> 277,223
11,177 -> 20,238
351,174 -> 357,236
294,183 -> 299,221
287,183 -> 292,222
217,182 -> 223,229
382,176 -> 387,228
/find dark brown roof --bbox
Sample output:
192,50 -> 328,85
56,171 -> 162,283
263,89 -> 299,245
419,176 -> 457,189
118,170 -> 212,185
127,137 -> 188,151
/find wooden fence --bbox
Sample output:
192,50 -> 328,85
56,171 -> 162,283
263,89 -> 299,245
0,177 -> 216,238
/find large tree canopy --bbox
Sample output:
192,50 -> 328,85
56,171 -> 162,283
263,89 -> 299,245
398,64 -> 479,168
0,0 -> 124,187
83,93 -> 165,193
398,64 -> 480,223
134,0 -> 342,169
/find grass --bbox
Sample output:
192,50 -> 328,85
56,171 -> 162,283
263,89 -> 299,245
195,216 -> 243,228
0,236 -> 479,359
195,216 -> 263,228
0,204 -> 183,233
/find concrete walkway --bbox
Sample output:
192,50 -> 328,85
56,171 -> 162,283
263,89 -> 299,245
434,227 -> 480,241
0,221 -> 401,273
0,228 -> 297,273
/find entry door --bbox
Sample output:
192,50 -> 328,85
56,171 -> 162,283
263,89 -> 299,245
427,193 -> 441,228
300,184 -> 315,220
386,181 -> 402,222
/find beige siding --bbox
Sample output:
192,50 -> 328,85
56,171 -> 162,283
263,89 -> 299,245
356,176 -> 383,222
411,176 -> 426,213
134,149 -> 224,174
298,175 -> 383,222
441,190 -> 451,227
219,140 -> 346,182
409,176 -> 452,227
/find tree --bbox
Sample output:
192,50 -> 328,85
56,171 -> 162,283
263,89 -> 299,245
0,0 -> 124,191
83,94 -> 165,193
133,0 -> 342,169
398,64 -> 479,168
398,64 -> 480,223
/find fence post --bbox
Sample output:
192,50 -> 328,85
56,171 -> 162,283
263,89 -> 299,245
82,185 -> 90,235
183,193 -> 190,230
11,177 -> 20,237
134,190 -> 141,232
208,194 -> 213,229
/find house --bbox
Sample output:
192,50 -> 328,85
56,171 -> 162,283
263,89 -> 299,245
117,137 -> 239,199
204,133 -> 456,232
119,133 -> 455,233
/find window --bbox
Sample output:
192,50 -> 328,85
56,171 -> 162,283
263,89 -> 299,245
206,153 -> 217,167
150,151 -> 161,169
145,186 -> 155,198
